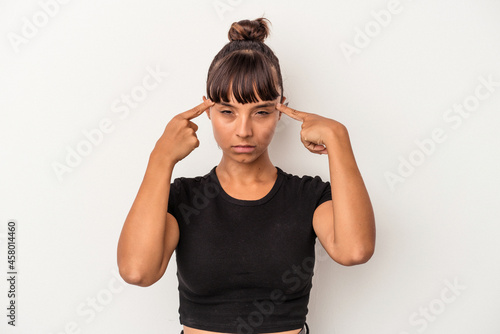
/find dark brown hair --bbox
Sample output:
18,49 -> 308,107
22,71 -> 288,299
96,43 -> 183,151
206,17 -> 283,104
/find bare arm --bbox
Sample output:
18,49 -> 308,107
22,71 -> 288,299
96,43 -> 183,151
117,155 -> 178,287
117,99 -> 214,286
321,124 -> 375,265
276,102 -> 375,266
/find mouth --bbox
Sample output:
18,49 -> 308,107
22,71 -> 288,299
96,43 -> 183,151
232,145 -> 256,153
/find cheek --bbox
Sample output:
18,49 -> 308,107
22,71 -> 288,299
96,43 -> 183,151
210,115 -> 232,142
257,117 -> 279,141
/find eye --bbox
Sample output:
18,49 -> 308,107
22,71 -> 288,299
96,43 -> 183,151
220,110 -> 233,115
256,111 -> 270,116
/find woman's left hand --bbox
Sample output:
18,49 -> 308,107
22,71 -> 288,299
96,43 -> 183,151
276,102 -> 346,155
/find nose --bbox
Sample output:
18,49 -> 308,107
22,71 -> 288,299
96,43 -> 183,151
236,116 -> 252,138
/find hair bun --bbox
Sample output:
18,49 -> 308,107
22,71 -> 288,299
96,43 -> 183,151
228,17 -> 271,43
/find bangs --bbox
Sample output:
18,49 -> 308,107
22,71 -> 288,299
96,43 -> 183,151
207,50 -> 281,104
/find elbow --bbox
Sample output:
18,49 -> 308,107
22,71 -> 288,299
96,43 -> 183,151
117,247 -> 162,287
118,265 -> 158,287
350,247 -> 374,265
335,244 -> 375,266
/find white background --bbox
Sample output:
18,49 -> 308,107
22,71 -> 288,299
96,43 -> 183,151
1,0 -> 499,333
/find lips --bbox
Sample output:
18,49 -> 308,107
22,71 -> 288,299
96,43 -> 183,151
232,145 -> 256,153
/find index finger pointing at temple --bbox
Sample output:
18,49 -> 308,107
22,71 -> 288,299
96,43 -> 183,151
181,98 -> 215,120
276,103 -> 308,122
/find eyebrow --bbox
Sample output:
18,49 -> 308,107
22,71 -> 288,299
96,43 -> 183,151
218,101 -> 276,109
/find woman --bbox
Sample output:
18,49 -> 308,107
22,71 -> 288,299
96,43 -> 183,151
117,18 -> 375,334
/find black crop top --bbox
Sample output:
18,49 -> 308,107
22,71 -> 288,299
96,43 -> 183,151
167,166 -> 332,333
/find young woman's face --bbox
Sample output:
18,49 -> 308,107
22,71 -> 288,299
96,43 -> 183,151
206,93 -> 283,163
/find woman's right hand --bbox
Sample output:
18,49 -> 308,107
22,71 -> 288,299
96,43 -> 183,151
152,97 -> 214,164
